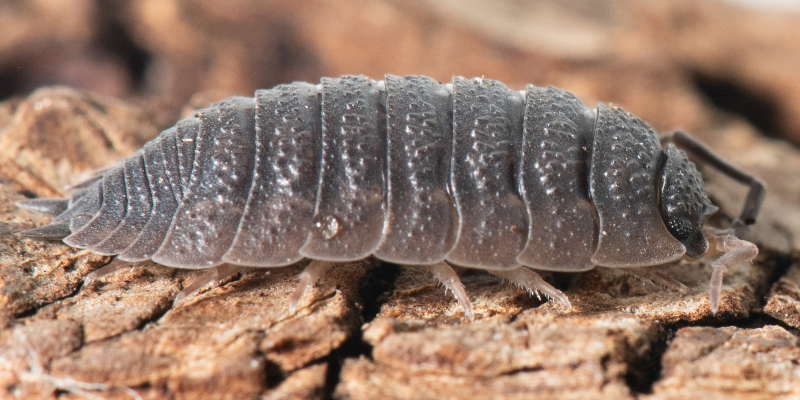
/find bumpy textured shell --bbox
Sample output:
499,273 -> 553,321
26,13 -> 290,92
24,74 -> 704,271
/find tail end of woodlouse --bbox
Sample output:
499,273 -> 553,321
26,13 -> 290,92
14,198 -> 73,239
705,231 -> 758,314
18,222 -> 72,240
287,260 -> 334,313
490,267 -> 572,312
15,198 -> 70,216
0,221 -> 25,236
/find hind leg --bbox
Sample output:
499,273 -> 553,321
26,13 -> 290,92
174,264 -> 247,305
489,267 -> 572,311
420,262 -> 475,321
83,258 -> 135,284
287,260 -> 334,313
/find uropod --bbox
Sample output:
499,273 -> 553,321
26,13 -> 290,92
16,75 -> 765,319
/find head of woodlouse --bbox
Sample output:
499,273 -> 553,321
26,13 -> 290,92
659,144 -> 719,258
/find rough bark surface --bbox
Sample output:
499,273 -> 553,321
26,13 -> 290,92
1,1 -> 800,399
647,326 -> 800,399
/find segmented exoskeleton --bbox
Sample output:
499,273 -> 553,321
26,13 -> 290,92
17,75 -> 765,319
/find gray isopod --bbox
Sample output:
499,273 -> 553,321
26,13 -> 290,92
16,75 -> 765,319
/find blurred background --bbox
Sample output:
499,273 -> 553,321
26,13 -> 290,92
4,3 -> 800,398
1,0 -> 799,148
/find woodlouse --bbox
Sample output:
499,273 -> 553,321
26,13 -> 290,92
15,75 -> 765,319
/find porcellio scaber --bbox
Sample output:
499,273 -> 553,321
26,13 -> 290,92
16,75 -> 765,319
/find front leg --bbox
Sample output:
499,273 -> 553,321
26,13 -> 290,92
705,230 -> 759,314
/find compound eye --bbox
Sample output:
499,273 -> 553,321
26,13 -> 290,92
686,231 -> 709,258
666,217 -> 693,241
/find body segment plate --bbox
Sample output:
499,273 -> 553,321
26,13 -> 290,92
91,153 -> 153,255
159,126 -> 183,201
153,97 -> 257,268
518,86 -> 598,272
63,166 -> 127,248
374,74 -> 457,264
589,104 -> 685,267
175,118 -> 199,193
224,82 -> 320,266
446,77 -> 527,269
119,137 -> 181,261
300,76 -> 386,261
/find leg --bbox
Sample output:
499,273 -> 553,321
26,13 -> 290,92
83,258 -> 134,284
489,267 -> 572,311
663,130 -> 762,312
420,262 -> 474,321
661,129 -> 765,237
174,264 -> 246,305
288,260 -> 334,313
627,266 -> 689,293
704,230 -> 758,314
